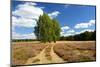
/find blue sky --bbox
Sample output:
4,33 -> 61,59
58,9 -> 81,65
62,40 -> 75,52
12,1 -> 96,39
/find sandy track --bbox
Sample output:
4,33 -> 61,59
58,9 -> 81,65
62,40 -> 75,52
50,44 -> 65,63
26,43 -> 65,64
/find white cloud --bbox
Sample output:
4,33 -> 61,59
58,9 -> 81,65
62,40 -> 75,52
61,26 -> 70,31
89,20 -> 95,25
12,16 -> 37,28
13,2 -> 43,19
60,25 -> 70,36
60,28 -> 95,37
74,20 -> 95,29
60,25 -> 74,36
62,33 -> 75,37
67,29 -> 75,33
17,2 -> 37,7
60,29 -> 75,37
61,20 -> 95,37
48,11 -> 60,19
60,31 -> 75,37
12,2 -> 44,39
12,2 -> 43,28
64,4 -> 70,8
12,31 -> 36,39
75,29 -> 95,34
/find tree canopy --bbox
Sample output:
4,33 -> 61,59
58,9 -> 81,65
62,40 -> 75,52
34,13 -> 61,43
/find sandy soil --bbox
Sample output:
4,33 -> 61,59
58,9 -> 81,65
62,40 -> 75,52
26,43 -> 65,64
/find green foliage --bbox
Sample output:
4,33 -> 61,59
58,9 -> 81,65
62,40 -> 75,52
12,39 -> 37,42
34,13 -> 61,43
52,19 -> 61,43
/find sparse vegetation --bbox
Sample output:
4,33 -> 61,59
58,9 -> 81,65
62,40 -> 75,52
53,41 -> 96,62
32,59 -> 40,63
12,42 -> 47,65
12,41 -> 96,65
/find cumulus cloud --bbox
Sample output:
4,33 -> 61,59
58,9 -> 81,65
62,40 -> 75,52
62,33 -> 75,37
12,2 -> 44,39
75,29 -> 95,34
60,25 -> 74,37
61,26 -> 70,31
13,2 -> 43,19
60,28 -> 95,37
60,25 -> 70,36
60,32 -> 75,37
67,29 -> 75,33
12,16 -> 37,28
60,29 -> 75,37
12,31 -> 36,39
48,11 -> 60,19
74,20 -> 95,29
12,2 -> 43,28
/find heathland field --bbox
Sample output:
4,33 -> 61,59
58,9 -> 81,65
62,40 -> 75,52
12,41 -> 96,65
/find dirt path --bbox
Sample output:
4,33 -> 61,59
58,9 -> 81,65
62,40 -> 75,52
26,43 -> 65,64
50,44 -> 65,63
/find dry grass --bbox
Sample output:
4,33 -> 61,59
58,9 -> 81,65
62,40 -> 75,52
12,41 -> 96,65
12,42 -> 47,65
53,41 -> 96,62
32,58 -> 40,63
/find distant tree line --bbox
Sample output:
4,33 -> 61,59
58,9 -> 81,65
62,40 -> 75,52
12,31 -> 96,42
12,39 -> 37,42
60,31 -> 96,41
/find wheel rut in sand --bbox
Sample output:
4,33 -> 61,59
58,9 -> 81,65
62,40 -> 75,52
26,43 -> 65,64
